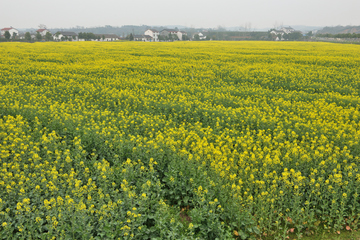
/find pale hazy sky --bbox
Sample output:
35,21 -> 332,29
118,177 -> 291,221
1,0 -> 359,29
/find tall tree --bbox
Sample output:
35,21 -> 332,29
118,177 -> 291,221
4,31 -> 11,40
12,32 -> 17,40
36,32 -> 42,41
45,32 -> 52,41
55,32 -> 60,41
25,32 -> 32,42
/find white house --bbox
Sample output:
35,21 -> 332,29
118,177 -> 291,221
280,27 -> 295,34
1,27 -> 19,38
94,34 -> 120,41
270,30 -> 285,40
144,29 -> 159,41
177,31 -> 188,40
193,32 -> 206,40
36,29 -> 51,37
53,31 -> 78,41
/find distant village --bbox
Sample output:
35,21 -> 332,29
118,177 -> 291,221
0,26 -> 205,42
1,25 -> 359,42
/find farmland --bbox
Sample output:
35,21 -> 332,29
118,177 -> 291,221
1,41 -> 360,239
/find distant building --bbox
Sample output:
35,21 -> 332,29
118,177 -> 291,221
94,34 -> 120,41
160,29 -> 178,37
270,27 -> 302,41
1,27 -> 19,38
280,27 -> 295,34
193,32 -> 206,40
144,29 -> 159,41
159,29 -> 188,41
36,29 -> 51,37
177,31 -> 188,40
53,31 -> 78,41
133,35 -> 153,42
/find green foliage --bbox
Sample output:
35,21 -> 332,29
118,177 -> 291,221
4,31 -> 11,40
45,32 -> 53,41
36,32 -> 42,41
78,32 -> 96,41
317,32 -> 360,39
25,32 -> 31,42
126,33 -> 134,41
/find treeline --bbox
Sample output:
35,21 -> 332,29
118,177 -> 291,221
204,31 -> 268,41
78,32 -> 99,41
316,33 -> 360,38
50,25 -> 153,38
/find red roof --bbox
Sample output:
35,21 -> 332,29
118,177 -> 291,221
1,28 -> 13,31
37,29 -> 47,32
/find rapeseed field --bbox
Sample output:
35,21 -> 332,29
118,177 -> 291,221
1,41 -> 360,239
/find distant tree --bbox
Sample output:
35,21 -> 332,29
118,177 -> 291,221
81,32 -> 96,41
45,31 -> 52,41
12,32 -> 17,40
129,33 -> 134,41
55,32 -> 60,41
268,32 -> 275,41
25,32 -> 31,42
193,34 -> 200,41
72,35 -> 77,40
287,31 -> 303,41
306,31 -> 313,37
158,35 -> 165,41
210,34 -> 217,40
102,35 -> 105,41
36,32 -> 42,41
4,31 -> 11,40
168,33 -> 178,41
61,36 -> 65,41
87,33 -> 96,40
182,35 -> 189,41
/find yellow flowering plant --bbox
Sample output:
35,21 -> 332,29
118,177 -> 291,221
1,41 -> 360,239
